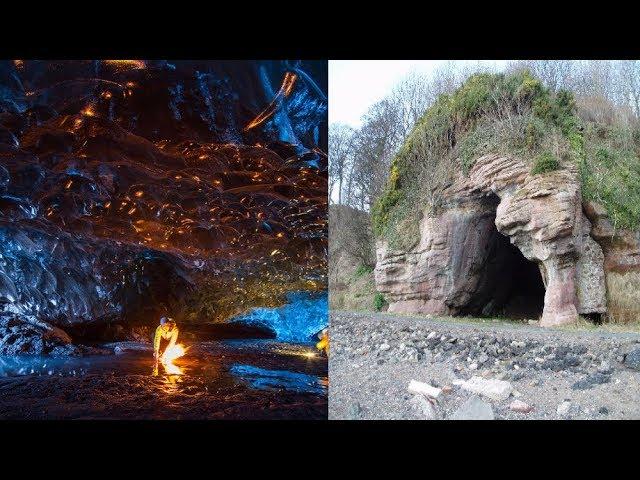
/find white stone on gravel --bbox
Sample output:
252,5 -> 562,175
427,331 -> 436,340
379,343 -> 390,351
557,401 -> 572,416
408,380 -> 442,398
449,396 -> 495,420
556,400 -> 581,417
461,376 -> 513,401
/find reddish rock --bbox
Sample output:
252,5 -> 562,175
375,154 -> 624,327
509,400 -> 533,413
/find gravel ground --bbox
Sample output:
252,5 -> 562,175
329,312 -> 640,420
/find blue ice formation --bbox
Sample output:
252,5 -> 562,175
232,291 -> 328,343
230,364 -> 326,395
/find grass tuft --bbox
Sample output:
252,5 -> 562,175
531,151 -> 560,175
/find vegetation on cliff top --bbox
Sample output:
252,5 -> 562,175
372,70 -> 640,248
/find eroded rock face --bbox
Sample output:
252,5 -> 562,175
376,154 -> 612,326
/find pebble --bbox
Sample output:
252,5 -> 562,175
410,395 -> 437,419
571,372 -> 611,390
557,401 -> 580,417
449,395 -> 494,420
349,403 -> 362,419
509,399 -> 533,413
461,376 -> 513,401
379,343 -> 390,351
408,380 -> 442,398
623,349 -> 640,371
597,361 -> 613,375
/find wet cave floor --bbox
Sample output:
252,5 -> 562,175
0,340 -> 327,420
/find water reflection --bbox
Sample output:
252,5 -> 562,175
230,364 -> 327,395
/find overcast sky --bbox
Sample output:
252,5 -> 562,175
329,60 -> 509,128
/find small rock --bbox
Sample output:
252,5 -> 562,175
469,362 -> 478,370
557,401 -> 571,416
408,380 -> 442,398
379,343 -> 390,351
449,395 -> 494,420
349,403 -> 362,419
509,400 -> 533,413
442,385 -> 453,394
477,352 -> 489,365
571,372 -> 611,390
556,401 -> 580,417
623,349 -> 640,371
427,331 -> 437,340
461,376 -> 513,401
598,406 -> 609,415
410,395 -> 437,419
597,361 -> 613,375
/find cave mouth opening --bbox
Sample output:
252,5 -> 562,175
461,196 -> 546,321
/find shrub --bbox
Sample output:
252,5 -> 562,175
373,292 -> 387,311
595,147 -> 614,167
531,151 -> 560,175
355,264 -> 373,278
581,122 -> 640,229
524,117 -> 547,151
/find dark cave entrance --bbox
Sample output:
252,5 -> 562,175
461,196 -> 546,320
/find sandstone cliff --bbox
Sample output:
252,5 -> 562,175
372,72 -> 640,326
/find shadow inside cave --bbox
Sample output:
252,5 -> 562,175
457,195 -> 546,321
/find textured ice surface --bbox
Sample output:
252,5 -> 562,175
230,363 -> 326,395
233,291 -> 328,343
0,60 -> 327,332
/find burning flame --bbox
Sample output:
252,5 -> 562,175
161,344 -> 187,375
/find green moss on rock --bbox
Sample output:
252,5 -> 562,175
531,151 -> 560,175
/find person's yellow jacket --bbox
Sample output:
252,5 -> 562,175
316,331 -> 329,356
154,324 -> 179,353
